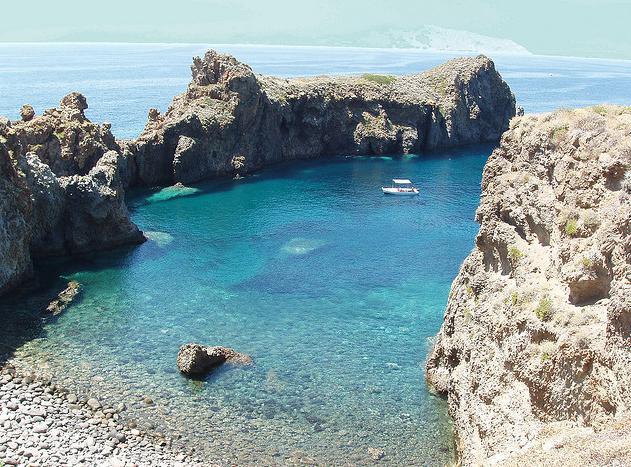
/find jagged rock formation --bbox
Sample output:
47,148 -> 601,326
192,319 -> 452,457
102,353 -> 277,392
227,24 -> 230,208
0,95 -> 144,294
427,107 -> 631,464
127,50 -> 515,185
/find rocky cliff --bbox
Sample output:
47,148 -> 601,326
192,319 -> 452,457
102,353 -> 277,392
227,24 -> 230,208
427,107 -> 631,464
126,50 -> 515,185
0,95 -> 144,293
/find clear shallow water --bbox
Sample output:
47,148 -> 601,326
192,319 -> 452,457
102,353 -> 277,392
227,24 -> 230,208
1,44 -> 630,138
1,44 -> 630,465
0,149 -> 490,464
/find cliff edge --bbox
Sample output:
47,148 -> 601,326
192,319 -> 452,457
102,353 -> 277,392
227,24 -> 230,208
0,95 -> 144,294
427,106 -> 630,464
126,50 -> 515,185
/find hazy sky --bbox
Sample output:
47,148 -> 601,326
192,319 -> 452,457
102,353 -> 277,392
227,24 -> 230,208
2,0 -> 630,59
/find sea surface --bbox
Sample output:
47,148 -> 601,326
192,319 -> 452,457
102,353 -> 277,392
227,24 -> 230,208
0,44 -> 630,465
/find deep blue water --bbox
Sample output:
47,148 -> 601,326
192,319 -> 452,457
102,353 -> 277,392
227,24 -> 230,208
0,44 -> 630,465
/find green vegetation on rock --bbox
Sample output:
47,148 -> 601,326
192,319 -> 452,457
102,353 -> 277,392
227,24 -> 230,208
361,73 -> 396,85
535,296 -> 553,321
565,218 -> 578,236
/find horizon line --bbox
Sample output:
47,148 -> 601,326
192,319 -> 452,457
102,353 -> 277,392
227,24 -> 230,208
1,41 -> 630,63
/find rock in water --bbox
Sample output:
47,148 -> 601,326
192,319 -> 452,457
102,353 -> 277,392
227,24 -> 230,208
128,49 -> 516,185
426,106 -> 631,464
177,343 -> 253,377
45,281 -> 81,315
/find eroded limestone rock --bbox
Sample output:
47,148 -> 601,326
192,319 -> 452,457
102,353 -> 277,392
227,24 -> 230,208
427,106 -> 631,464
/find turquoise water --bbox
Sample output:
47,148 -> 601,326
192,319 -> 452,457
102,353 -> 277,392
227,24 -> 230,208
0,148 -> 489,464
1,44 -> 630,464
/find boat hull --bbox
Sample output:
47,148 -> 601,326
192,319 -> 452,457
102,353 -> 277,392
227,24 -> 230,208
382,187 -> 419,196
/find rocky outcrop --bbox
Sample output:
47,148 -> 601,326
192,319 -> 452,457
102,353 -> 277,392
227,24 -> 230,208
426,106 -> 631,464
176,343 -> 253,377
0,95 -> 144,294
12,92 -> 120,177
127,50 -> 515,185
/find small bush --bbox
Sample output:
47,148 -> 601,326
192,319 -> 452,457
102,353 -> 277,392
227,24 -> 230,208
361,73 -> 396,85
541,352 -> 551,362
551,124 -> 569,141
535,296 -> 553,321
591,105 -> 608,116
564,218 -> 578,237
508,246 -> 524,264
511,292 -> 519,306
581,257 -> 593,269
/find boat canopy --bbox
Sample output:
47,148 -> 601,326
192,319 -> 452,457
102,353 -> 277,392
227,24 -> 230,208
392,179 -> 412,184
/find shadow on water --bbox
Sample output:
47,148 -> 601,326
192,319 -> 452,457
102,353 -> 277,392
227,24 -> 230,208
127,144 -> 496,208
0,243 -> 142,366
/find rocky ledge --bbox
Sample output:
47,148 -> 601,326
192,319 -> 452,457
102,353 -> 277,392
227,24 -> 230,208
126,50 -> 515,185
0,95 -> 144,294
426,106 -> 630,464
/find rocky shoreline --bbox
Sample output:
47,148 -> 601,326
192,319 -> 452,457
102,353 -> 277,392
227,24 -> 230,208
0,363 -> 205,467
0,49 -> 515,296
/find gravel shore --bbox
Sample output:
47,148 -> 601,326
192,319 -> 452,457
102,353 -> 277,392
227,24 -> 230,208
0,363 -> 203,466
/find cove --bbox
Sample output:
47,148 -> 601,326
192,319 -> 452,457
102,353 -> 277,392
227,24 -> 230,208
0,145 -> 492,464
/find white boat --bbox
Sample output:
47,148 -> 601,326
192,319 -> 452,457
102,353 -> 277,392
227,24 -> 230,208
382,179 -> 420,196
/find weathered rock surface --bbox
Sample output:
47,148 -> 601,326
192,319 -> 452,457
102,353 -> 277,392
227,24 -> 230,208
426,106 -> 631,464
12,93 -> 119,176
176,343 -> 253,377
45,280 -> 81,315
127,50 -> 515,185
0,138 -> 32,294
0,95 -> 144,294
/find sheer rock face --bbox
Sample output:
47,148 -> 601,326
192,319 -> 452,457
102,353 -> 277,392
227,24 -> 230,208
426,107 -> 631,464
0,139 -> 32,294
0,96 -> 144,294
128,50 -> 515,185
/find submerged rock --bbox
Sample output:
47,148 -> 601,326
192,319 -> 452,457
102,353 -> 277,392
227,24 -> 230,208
45,280 -> 81,315
177,343 -> 253,377
426,106 -> 631,464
